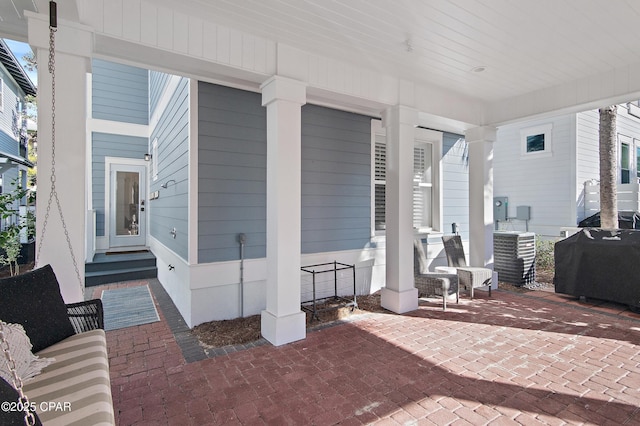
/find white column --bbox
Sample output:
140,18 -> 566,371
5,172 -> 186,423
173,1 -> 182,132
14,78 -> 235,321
380,105 -> 419,313
260,76 -> 307,346
28,13 -> 92,303
465,126 -> 496,269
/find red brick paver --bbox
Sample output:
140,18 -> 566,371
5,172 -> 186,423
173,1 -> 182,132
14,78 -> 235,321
106,284 -> 640,425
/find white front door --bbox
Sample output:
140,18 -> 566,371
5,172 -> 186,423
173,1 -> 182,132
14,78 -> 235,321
109,164 -> 146,249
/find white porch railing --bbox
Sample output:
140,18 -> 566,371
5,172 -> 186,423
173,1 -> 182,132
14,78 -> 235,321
584,181 -> 640,216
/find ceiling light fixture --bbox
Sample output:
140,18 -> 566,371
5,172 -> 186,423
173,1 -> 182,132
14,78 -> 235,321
471,66 -> 487,73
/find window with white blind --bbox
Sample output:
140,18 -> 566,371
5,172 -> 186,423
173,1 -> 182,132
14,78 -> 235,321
618,134 -> 640,184
371,121 -> 442,234
374,136 -> 387,230
413,143 -> 433,229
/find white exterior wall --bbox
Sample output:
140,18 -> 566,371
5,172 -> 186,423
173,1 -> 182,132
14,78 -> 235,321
576,110 -> 600,223
167,245 -> 382,327
494,114 -> 576,237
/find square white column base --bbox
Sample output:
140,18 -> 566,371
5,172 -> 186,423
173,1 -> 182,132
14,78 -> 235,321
261,310 -> 306,346
381,287 -> 419,313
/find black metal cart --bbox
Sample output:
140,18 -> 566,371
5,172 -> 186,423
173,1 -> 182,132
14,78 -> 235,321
300,261 -> 357,322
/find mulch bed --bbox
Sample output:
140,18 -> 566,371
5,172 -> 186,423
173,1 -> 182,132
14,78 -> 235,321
0,261 -> 35,279
192,268 -> 556,349
192,292 -> 389,348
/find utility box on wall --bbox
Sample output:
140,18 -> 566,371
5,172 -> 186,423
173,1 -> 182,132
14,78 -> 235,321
494,197 -> 508,222
516,205 -> 531,221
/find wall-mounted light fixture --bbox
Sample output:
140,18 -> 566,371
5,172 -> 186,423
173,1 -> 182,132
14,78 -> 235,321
144,153 -> 152,161
161,179 -> 176,189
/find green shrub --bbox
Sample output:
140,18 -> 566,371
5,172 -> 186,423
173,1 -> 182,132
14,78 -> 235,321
535,236 -> 555,271
0,227 -> 22,276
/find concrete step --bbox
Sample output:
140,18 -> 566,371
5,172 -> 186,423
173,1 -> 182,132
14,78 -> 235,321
85,251 -> 157,286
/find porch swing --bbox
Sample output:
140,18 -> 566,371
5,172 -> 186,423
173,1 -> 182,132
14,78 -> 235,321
0,3 -> 113,425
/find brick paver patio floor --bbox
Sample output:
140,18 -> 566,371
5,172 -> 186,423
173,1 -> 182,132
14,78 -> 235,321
93,281 -> 640,425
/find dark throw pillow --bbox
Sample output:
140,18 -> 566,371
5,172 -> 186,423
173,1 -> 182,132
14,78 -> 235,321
0,265 -> 75,353
0,377 -> 42,426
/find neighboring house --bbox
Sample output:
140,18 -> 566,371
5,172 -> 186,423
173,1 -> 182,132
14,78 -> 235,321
494,104 -> 640,238
0,39 -> 35,232
88,59 -> 472,328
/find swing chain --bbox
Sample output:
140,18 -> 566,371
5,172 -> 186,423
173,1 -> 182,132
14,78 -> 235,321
35,17 -> 84,297
0,321 -> 36,426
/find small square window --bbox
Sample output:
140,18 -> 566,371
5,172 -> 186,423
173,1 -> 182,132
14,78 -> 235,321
526,133 -> 545,153
521,124 -> 552,158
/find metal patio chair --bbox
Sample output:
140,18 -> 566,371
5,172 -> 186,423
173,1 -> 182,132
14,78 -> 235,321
414,239 -> 459,310
441,235 -> 493,299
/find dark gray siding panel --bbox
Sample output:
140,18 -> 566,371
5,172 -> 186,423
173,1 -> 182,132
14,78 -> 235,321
91,133 -> 148,236
149,77 -> 190,260
197,89 -> 372,261
198,83 -> 267,263
92,59 -> 149,125
301,105 -> 371,253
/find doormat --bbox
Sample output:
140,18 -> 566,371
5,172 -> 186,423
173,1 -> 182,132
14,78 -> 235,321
101,285 -> 160,331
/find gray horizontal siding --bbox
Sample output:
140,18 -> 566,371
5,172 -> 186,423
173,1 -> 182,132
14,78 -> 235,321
0,68 -> 22,156
301,104 -> 371,254
197,86 -> 372,261
198,82 -> 267,263
92,59 -> 149,125
149,77 -> 190,260
149,71 -> 171,118
91,133 -> 149,236
0,130 -> 19,156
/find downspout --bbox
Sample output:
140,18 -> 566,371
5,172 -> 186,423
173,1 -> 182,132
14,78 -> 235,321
238,233 -> 246,317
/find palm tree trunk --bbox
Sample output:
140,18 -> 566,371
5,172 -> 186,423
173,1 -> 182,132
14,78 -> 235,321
599,105 -> 618,229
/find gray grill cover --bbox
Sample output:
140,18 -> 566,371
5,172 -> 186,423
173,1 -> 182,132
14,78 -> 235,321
554,229 -> 640,309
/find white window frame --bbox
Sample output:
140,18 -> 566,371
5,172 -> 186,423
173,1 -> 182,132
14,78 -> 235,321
372,120 -> 387,234
520,123 -> 553,158
371,120 -> 443,236
0,77 -> 4,111
618,134 -> 633,184
414,128 -> 443,234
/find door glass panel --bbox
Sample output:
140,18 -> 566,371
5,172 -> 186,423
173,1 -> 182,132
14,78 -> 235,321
115,171 -> 140,236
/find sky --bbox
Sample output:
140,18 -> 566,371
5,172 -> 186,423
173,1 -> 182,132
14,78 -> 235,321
4,39 -> 38,86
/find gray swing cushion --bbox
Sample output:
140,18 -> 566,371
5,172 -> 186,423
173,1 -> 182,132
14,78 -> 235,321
0,265 -> 75,353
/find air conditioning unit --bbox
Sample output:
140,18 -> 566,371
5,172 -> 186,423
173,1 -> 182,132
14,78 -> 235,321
493,231 -> 536,286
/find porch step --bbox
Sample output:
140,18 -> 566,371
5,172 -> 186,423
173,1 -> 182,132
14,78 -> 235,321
85,251 -> 157,287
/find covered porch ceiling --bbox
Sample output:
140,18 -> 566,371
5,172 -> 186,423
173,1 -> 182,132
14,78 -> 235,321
3,0 -> 640,128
